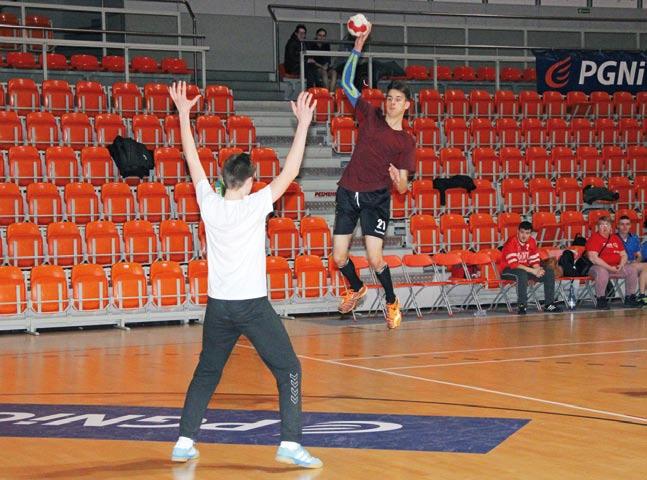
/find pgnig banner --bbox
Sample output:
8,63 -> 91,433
534,49 -> 647,94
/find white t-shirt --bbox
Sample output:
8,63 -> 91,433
196,179 -> 273,300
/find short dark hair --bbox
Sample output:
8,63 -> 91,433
386,80 -> 412,101
222,153 -> 255,190
618,215 -> 631,222
316,28 -> 327,36
295,24 -> 307,33
518,221 -> 533,232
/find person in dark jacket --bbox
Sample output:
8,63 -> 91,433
284,24 -> 306,75
284,24 -> 319,87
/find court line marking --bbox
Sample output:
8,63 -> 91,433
237,344 -> 647,424
382,348 -> 647,370
328,337 -> 647,362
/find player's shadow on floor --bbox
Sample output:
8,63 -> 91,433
5,459 -> 322,480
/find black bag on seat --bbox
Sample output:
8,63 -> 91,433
108,135 -> 153,179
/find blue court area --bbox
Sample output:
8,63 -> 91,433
0,403 -> 529,454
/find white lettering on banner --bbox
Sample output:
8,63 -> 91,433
119,415 -> 179,428
579,60 -> 597,83
201,420 -> 280,431
303,421 -> 402,434
577,60 -> 647,87
598,61 -> 617,86
45,414 -> 146,426
618,62 -> 637,85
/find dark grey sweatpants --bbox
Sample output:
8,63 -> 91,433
179,296 -> 302,442
502,267 -> 555,305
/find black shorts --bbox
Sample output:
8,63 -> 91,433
333,186 -> 390,239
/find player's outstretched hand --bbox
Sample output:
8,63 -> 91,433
290,91 -> 316,126
169,81 -> 201,117
354,22 -> 372,52
388,163 -> 400,185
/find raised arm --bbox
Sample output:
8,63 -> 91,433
168,81 -> 204,189
340,22 -> 372,107
269,91 -> 316,202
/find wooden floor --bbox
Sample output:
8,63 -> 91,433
1,307 -> 646,480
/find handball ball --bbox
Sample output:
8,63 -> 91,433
347,13 -> 369,37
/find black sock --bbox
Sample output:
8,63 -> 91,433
339,258 -> 363,292
376,265 -> 396,304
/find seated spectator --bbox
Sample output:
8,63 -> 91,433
284,24 -> 306,76
586,215 -> 641,310
499,221 -> 562,315
283,24 -> 320,88
617,215 -> 647,306
307,28 -> 331,88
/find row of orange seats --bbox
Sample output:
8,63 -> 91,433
414,89 -> 644,120
408,209 -> 644,255
312,87 -> 646,121
0,259 -> 207,315
0,211 -> 334,271
401,65 -> 535,83
0,13 -> 52,52
412,146 -> 647,180
2,52 -> 190,74
0,111 -> 253,151
0,178 -> 305,227
1,79 -> 235,117
0,219 -> 197,268
404,177 -> 647,217
0,144 -> 286,188
411,117 -> 647,150
332,116 -> 647,154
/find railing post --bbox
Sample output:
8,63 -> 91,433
124,46 -> 130,83
300,50 -> 305,93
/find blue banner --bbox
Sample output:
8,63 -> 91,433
534,49 -> 647,94
0,403 -> 529,454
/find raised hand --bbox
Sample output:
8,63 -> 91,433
388,163 -> 400,185
169,81 -> 201,117
290,91 -> 317,126
354,22 -> 372,52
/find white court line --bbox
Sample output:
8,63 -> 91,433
383,348 -> 647,370
236,344 -> 647,424
329,337 -> 647,362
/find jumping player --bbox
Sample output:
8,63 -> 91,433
332,22 -> 416,329
168,82 -> 322,469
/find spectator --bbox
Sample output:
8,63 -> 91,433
499,221 -> 562,315
585,215 -> 641,310
306,28 -> 331,88
283,24 -> 320,88
617,215 -> 647,305
284,24 -> 306,76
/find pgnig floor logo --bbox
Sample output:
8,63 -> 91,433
0,404 -> 529,454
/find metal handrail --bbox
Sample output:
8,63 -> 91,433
268,3 -> 647,77
2,0 -> 203,85
0,23 -> 205,40
299,49 -> 535,92
0,35 -> 209,88
268,3 -> 647,23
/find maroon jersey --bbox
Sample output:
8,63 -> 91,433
338,98 -> 416,192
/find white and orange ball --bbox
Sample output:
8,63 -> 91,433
347,13 -> 369,37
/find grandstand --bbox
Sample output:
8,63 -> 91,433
1,2 -> 646,479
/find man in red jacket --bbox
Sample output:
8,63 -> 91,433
500,221 -> 562,315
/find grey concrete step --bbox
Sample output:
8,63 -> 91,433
236,100 -> 292,112
208,70 -> 272,82
234,90 -> 285,101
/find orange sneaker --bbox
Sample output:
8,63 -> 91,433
338,285 -> 368,314
385,298 -> 402,329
